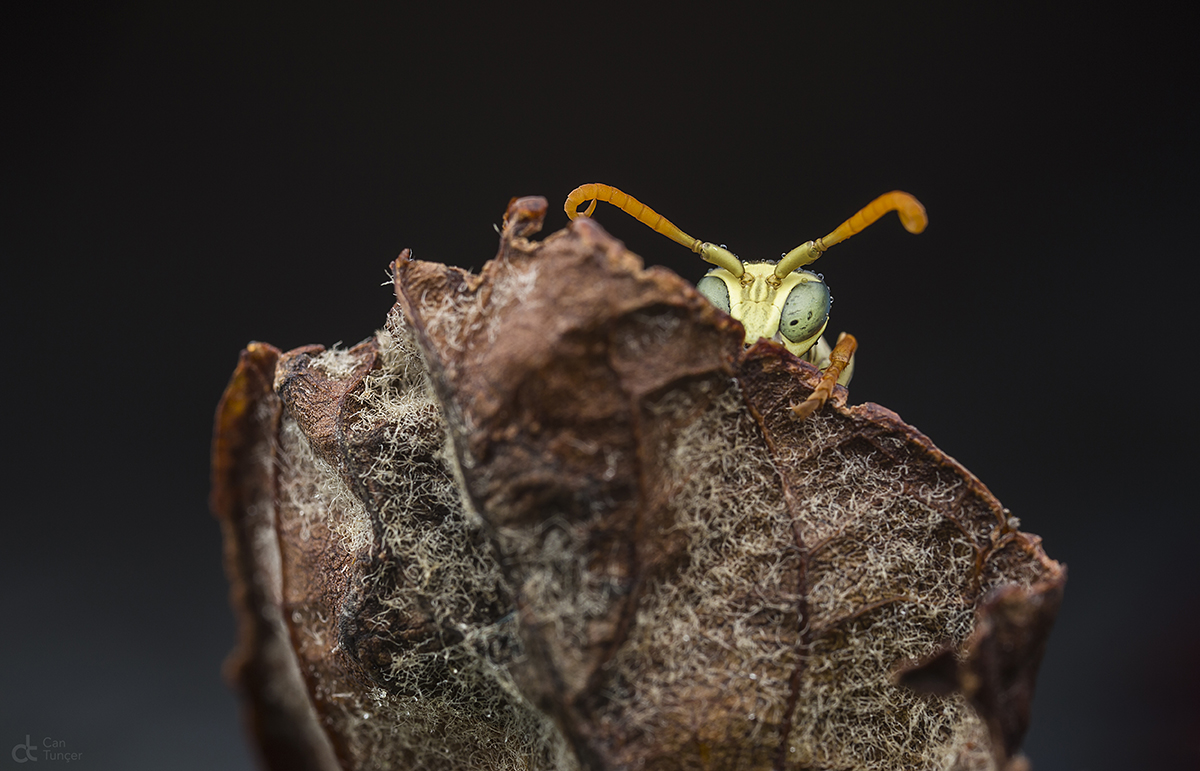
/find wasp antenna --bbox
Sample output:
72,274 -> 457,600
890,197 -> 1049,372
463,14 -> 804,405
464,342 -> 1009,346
565,183 -> 699,249
822,191 -> 927,248
775,191 -> 927,278
564,184 -> 745,277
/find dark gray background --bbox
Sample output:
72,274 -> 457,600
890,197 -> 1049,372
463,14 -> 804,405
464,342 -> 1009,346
3,3 -> 1195,769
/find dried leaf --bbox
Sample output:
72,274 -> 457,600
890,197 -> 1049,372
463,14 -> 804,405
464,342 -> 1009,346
898,579 -> 1065,770
212,196 -> 1064,770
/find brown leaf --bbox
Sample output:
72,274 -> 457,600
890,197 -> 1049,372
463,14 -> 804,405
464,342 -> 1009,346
211,342 -> 343,771
898,577 -> 1066,770
212,196 -> 1064,770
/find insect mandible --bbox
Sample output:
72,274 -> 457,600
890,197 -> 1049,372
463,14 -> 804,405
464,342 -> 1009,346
564,183 -> 927,420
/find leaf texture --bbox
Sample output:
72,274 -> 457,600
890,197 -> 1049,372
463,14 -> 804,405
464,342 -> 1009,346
212,196 -> 1063,771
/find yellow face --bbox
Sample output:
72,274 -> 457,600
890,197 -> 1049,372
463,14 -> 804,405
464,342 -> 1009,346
696,263 -> 830,357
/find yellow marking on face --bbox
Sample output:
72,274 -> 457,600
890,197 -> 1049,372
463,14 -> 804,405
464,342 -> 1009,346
703,263 -> 829,357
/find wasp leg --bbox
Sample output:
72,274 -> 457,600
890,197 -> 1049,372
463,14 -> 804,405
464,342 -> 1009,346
809,336 -> 856,387
790,332 -> 858,420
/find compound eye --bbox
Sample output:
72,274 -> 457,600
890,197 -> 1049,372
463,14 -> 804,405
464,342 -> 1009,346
697,275 -> 731,314
780,273 -> 830,343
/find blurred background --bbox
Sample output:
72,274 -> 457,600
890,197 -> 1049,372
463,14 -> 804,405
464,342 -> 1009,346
3,2 -> 1194,769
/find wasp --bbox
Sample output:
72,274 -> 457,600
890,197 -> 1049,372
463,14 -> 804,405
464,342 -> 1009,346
565,184 -> 927,419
